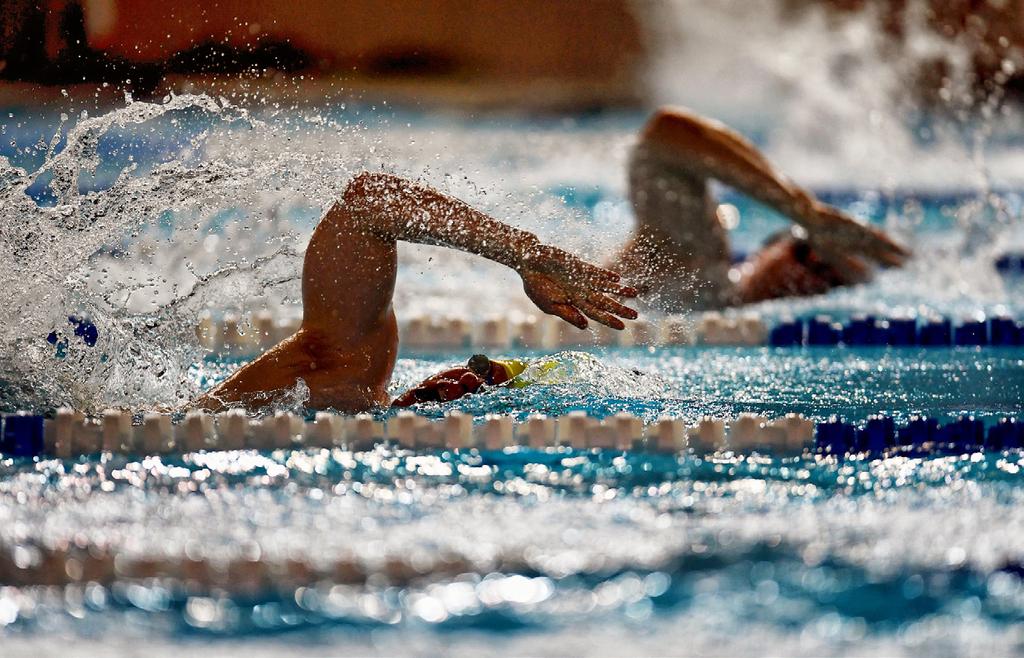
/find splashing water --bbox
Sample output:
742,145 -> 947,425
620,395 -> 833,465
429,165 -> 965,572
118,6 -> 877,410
0,92 -> 616,413
3,2 -> 1024,414
0,94 -> 343,412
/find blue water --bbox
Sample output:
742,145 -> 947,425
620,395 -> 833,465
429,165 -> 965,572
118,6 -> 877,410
192,346 -> 1024,426
390,348 -> 1024,425
3,101 -> 1024,656
3,441 -> 1024,656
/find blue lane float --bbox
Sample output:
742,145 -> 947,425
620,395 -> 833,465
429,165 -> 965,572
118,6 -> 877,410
937,415 -> 986,452
919,318 -> 952,346
817,414 -> 1022,458
772,315 -> 1023,348
886,318 -> 918,346
898,416 -> 938,447
768,319 -> 804,347
991,317 -> 1023,346
815,418 -> 856,456
857,415 -> 896,453
807,316 -> 842,346
996,252 -> 1024,276
0,414 -> 45,457
988,418 -> 1023,451
954,319 -> 988,346
843,316 -> 888,346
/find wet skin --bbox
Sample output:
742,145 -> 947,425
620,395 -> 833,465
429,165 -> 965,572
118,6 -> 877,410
398,108 -> 910,405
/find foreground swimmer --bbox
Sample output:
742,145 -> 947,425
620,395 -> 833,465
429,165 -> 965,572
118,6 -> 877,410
614,107 -> 910,310
193,173 -> 639,413
199,110 -> 909,412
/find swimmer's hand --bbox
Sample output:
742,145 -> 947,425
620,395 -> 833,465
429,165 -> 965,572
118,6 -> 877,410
518,244 -> 639,330
804,203 -> 911,268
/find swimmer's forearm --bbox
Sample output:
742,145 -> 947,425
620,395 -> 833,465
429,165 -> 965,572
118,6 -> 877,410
341,172 -> 538,270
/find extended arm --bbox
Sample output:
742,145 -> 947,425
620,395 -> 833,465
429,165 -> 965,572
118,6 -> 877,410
332,172 -> 639,330
194,173 -> 639,415
341,172 -> 539,272
640,107 -> 909,266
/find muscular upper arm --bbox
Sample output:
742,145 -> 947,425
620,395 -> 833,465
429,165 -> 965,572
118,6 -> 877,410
300,190 -> 398,337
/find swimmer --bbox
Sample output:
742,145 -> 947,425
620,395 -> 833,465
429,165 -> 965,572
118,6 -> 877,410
198,110 -> 909,412
393,352 -> 621,407
614,107 -> 910,311
391,354 -> 534,407
193,173 -> 640,413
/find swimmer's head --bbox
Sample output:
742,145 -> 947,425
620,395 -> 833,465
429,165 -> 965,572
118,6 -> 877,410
737,231 -> 868,304
467,354 -> 492,377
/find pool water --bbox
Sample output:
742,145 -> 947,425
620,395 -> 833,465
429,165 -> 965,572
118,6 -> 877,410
385,347 -> 1024,425
4,427 -> 1024,656
1,343 -> 1021,656
1,96 -> 1023,656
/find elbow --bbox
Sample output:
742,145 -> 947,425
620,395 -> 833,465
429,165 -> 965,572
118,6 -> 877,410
344,171 -> 400,198
640,106 -> 710,148
341,172 -> 384,215
341,171 -> 411,214
643,107 -> 690,135
343,171 -> 379,203
340,171 -> 410,231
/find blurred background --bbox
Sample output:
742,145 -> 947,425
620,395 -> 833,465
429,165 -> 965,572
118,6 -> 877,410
1,0 -> 1023,111
3,0 -> 1024,408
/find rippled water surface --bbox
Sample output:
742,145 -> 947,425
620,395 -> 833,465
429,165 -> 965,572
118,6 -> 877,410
4,3 -> 1024,652
4,442 -> 1024,657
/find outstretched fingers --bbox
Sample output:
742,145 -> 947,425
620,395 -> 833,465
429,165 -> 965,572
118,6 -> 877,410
577,301 -> 625,330
521,246 -> 644,332
588,293 -> 639,320
593,280 -> 641,297
549,303 -> 589,330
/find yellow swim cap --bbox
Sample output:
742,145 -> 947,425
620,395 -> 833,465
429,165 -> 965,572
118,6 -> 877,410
491,358 -> 528,380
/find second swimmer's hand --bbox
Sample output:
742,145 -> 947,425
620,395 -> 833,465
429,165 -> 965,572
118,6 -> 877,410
518,244 -> 640,330
806,203 -> 911,268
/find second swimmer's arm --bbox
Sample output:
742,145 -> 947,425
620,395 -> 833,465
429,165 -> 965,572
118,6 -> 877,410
340,172 -> 640,329
641,108 -> 909,266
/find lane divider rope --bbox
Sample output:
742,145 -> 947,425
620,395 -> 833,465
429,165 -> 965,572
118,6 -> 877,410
0,411 -> 1021,592
189,310 -> 1024,354
1,409 -> 1020,459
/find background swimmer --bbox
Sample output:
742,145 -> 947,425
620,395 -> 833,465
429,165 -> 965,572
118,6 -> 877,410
192,172 -> 640,413
615,107 -> 911,311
